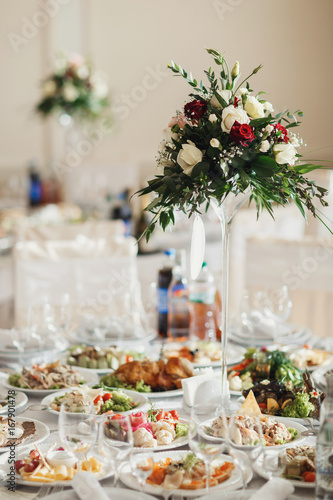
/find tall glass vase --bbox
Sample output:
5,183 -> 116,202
211,190 -> 251,410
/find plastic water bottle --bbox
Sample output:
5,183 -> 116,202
167,250 -> 189,341
157,249 -> 175,337
189,262 -> 216,341
316,373 -> 333,499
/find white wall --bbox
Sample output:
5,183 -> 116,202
0,0 -> 332,180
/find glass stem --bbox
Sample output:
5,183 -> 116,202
220,215 -> 232,411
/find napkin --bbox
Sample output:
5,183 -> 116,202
71,471 -> 109,500
249,478 -> 294,500
182,370 -> 223,407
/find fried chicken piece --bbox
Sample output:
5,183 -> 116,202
165,357 -> 194,379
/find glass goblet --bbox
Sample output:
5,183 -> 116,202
130,451 -> 154,491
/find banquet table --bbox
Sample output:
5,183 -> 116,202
0,381 -> 317,500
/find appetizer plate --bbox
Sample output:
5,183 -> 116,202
160,341 -> 244,368
1,366 -> 99,396
133,418 -> 190,452
0,373 -> 28,414
120,450 -> 253,497
236,396 -> 319,425
0,417 -> 49,454
201,415 -> 307,449
41,386 -> 149,417
45,488 -> 156,500
253,452 -> 315,488
0,442 -> 113,487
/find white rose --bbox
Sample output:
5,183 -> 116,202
289,135 -> 301,148
62,83 -> 79,102
244,96 -> 265,119
91,76 -> 109,99
209,114 -> 218,123
43,80 -> 57,97
210,94 -> 222,110
221,105 -> 249,133
177,142 -> 203,176
76,64 -> 89,79
210,138 -> 220,148
273,143 -> 297,166
263,101 -> 274,113
259,140 -> 270,153
264,124 -> 274,134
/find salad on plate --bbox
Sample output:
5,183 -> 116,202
8,361 -> 86,390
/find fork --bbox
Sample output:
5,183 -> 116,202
37,485 -> 64,498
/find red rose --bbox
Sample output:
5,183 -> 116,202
274,123 -> 289,143
230,121 -> 255,146
184,99 -> 207,122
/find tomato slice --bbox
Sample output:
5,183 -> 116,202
156,410 -> 165,421
102,393 -> 112,401
126,355 -> 133,363
258,403 -> 267,410
94,395 -> 103,404
169,410 -> 179,420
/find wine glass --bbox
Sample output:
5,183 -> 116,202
263,448 -> 288,480
228,414 -> 263,488
58,404 -> 98,467
262,285 -> 292,340
130,451 -> 154,492
189,403 -> 227,491
98,415 -> 133,487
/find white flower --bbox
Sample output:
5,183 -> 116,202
163,127 -> 179,143
210,138 -> 220,148
177,141 -> 203,176
220,90 -> 232,103
259,140 -> 270,153
208,114 -> 218,123
62,83 -> 79,102
244,96 -> 265,119
289,135 -> 301,148
263,101 -> 274,113
273,143 -> 297,166
221,105 -> 249,133
91,76 -> 108,99
76,64 -> 89,79
264,124 -> 274,134
231,61 -> 240,79
42,80 -> 57,97
235,87 -> 248,97
221,161 -> 229,176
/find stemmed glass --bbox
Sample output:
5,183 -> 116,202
130,451 -> 154,492
58,404 -> 98,467
263,448 -> 288,480
188,403 -> 227,491
262,285 -> 292,341
98,415 -> 133,487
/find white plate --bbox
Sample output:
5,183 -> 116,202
253,451 -> 315,488
228,324 -> 312,347
0,417 -> 49,453
202,415 -> 307,449
41,386 -> 149,417
120,450 -> 253,497
70,328 -> 157,346
46,487 -> 156,500
0,387 -> 28,415
0,442 -> 113,487
134,418 -> 189,452
1,366 -> 99,396
0,330 -> 68,359
146,388 -> 183,399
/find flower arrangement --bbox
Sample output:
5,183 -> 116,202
36,53 -> 109,122
137,48 -> 330,240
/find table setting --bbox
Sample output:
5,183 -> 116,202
1,45 -> 333,500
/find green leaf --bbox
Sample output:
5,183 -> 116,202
191,161 -> 210,179
144,195 -> 162,211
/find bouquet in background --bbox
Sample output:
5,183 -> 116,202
137,48 -> 330,240
36,52 -> 110,122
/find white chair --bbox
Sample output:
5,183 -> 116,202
14,236 -> 148,339
243,235 -> 333,337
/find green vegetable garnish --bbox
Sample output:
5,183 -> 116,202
175,423 -> 188,439
282,393 -> 315,418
